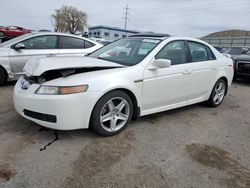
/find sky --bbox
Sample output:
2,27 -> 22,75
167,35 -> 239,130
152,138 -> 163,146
1,0 -> 250,37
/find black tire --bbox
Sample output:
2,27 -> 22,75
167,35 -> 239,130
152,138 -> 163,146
0,67 -> 7,86
90,90 -> 133,137
207,79 -> 227,107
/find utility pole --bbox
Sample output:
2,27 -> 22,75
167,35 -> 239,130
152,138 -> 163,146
123,4 -> 130,30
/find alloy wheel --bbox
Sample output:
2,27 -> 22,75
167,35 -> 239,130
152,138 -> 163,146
100,97 -> 130,132
213,82 -> 226,105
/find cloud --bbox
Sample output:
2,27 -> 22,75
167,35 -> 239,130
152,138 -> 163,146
0,0 -> 249,37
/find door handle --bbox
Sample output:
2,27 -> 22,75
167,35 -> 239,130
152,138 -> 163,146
47,54 -> 57,57
182,69 -> 192,75
211,66 -> 217,70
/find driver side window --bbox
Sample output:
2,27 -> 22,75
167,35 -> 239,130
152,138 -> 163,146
155,41 -> 187,65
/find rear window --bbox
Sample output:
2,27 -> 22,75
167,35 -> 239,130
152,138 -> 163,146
84,40 -> 94,48
60,36 -> 85,49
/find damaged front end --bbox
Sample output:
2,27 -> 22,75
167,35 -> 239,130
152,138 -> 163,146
21,56 -> 125,88
23,67 -> 120,86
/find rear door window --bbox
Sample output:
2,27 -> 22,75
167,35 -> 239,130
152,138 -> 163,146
60,36 -> 85,49
188,41 -> 215,62
60,36 -> 95,49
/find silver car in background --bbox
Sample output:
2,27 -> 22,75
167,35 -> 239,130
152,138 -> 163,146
0,32 -> 103,85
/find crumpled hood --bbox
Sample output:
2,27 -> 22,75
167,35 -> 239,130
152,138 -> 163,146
24,56 -> 124,76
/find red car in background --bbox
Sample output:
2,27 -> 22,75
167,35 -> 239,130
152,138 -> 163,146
0,26 -> 31,41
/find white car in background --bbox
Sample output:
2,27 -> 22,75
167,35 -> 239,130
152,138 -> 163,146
14,34 -> 233,136
91,37 -> 112,45
0,32 -> 103,85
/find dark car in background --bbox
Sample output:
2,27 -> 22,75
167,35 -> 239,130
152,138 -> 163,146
223,46 -> 249,58
0,26 -> 31,41
233,51 -> 250,80
213,46 -> 224,53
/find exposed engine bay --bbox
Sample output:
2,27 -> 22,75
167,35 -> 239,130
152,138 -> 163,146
24,67 -> 120,85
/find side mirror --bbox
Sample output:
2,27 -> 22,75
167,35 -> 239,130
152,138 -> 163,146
149,59 -> 171,70
13,43 -> 26,50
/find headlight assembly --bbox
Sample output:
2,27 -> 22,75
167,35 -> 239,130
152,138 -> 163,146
35,85 -> 88,95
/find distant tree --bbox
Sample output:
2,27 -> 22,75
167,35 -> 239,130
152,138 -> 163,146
51,5 -> 87,34
51,9 -> 66,32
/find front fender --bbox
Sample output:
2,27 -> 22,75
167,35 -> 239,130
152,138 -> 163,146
0,49 -> 13,80
94,81 -> 143,111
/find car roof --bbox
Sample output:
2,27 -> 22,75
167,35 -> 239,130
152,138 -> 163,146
223,46 -> 249,49
0,32 -> 100,47
30,32 -> 82,37
128,33 -> 170,40
127,34 -> 213,45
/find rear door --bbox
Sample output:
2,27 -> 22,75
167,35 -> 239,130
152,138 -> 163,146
58,36 -> 97,56
187,41 -> 217,102
9,35 -> 59,75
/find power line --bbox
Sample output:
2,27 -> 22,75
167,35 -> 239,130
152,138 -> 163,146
123,4 -> 130,30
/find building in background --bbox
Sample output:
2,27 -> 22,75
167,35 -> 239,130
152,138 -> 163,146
88,25 -> 140,41
202,30 -> 250,47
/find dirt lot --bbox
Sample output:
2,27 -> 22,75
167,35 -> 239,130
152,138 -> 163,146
0,80 -> 250,188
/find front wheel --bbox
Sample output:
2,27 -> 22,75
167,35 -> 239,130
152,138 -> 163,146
90,90 -> 133,136
207,79 -> 227,107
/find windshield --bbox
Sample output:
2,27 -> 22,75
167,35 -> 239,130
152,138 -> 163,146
88,38 -> 160,66
223,47 -> 244,55
0,33 -> 34,47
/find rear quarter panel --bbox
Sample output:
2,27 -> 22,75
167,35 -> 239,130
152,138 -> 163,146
215,56 -> 234,87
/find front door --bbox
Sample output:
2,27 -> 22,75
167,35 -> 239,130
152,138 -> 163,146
9,35 -> 58,76
142,40 -> 192,115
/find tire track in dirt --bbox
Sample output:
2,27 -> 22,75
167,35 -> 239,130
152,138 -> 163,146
186,144 -> 250,188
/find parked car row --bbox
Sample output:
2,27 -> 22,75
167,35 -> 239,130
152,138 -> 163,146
0,32 -> 103,85
13,33 -> 234,136
213,46 -> 250,81
222,46 -> 249,57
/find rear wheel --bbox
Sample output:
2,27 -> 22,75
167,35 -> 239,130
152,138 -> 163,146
90,90 -> 133,136
0,67 -> 7,86
207,79 -> 227,107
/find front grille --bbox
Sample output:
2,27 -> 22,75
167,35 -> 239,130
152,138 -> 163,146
237,62 -> 250,74
24,109 -> 57,123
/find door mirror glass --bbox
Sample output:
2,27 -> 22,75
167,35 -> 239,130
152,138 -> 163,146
149,59 -> 171,70
14,43 -> 26,50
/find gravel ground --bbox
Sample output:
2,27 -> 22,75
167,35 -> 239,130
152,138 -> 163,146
0,80 -> 250,188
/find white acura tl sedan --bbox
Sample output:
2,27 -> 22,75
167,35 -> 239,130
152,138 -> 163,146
14,34 -> 234,136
